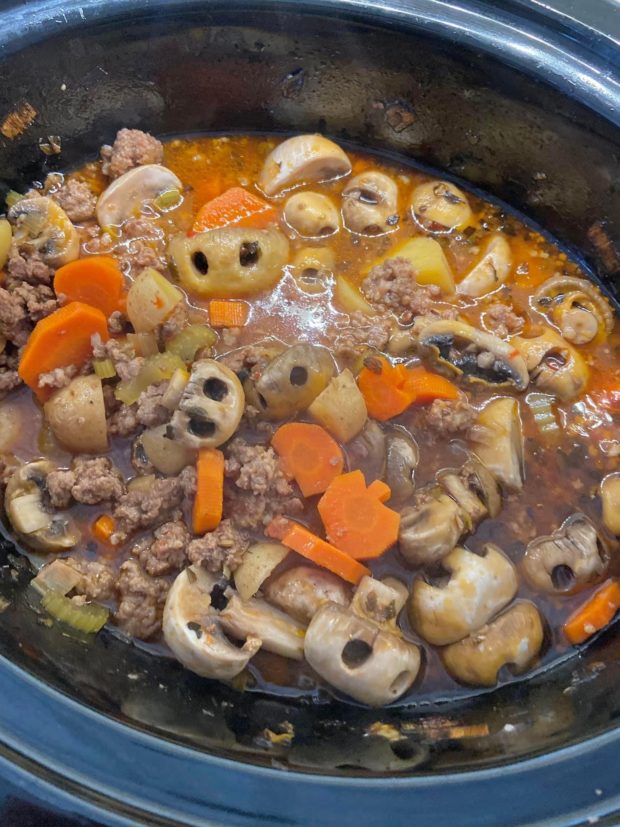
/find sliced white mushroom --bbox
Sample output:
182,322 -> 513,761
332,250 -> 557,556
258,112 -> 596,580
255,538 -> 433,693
8,195 -> 79,266
263,565 -> 351,624
409,545 -> 518,645
469,397 -> 524,490
283,191 -> 340,237
512,327 -> 589,401
457,233 -> 512,297
601,473 -> 620,536
259,135 -> 351,196
163,567 -> 261,681
341,171 -> 399,235
219,591 -> 306,660
96,164 -> 182,227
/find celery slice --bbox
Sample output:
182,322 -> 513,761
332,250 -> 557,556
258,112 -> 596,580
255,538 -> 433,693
166,324 -> 217,362
41,590 -> 108,633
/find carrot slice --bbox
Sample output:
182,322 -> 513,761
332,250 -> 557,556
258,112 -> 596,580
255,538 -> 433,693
272,423 -> 344,497
54,256 -> 126,317
191,186 -> 278,235
357,356 -> 416,421
403,366 -> 459,404
208,300 -> 250,328
563,579 -> 620,645
19,301 -> 109,402
92,514 -> 115,544
318,470 -> 400,560
267,518 -> 370,585
193,448 -> 225,534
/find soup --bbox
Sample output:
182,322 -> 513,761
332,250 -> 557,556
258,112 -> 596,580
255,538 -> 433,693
0,128 -> 618,707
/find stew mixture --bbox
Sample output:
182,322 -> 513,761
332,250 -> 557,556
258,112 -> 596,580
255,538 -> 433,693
0,129 -> 619,706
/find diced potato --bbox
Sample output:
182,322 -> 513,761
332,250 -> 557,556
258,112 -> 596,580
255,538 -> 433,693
308,369 -> 367,443
382,237 -> 455,294
334,276 -> 374,315
127,267 -> 183,332
234,543 -> 289,601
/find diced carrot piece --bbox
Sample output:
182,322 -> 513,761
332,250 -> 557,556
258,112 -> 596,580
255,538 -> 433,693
92,515 -> 115,544
193,448 -> 225,534
563,579 -> 620,645
208,300 -> 250,328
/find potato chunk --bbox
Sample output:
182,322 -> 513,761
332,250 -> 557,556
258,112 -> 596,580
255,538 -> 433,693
308,369 -> 367,443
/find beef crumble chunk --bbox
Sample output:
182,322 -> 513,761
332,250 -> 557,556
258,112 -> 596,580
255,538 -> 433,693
187,519 -> 249,573
6,244 -> 53,287
38,364 -> 78,390
92,336 -> 143,382
115,559 -> 169,640
133,520 -> 189,576
112,465 -> 196,542
220,343 -> 279,379
333,311 -> 393,361
64,558 -> 117,601
0,286 -> 29,346
118,218 -> 167,275
424,395 -> 477,434
50,178 -> 97,223
100,128 -> 164,179
136,382 -> 171,427
47,457 -> 126,508
224,438 -> 303,529
484,302 -> 524,338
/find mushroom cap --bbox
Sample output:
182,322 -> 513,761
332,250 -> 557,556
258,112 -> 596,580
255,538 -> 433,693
399,487 -> 467,568
410,180 -> 472,232
219,591 -> 306,660
96,164 -> 182,227
283,191 -> 340,238
304,602 -> 421,706
533,275 -> 613,344
341,171 -> 399,235
163,566 -> 261,681
171,359 -> 245,449
8,195 -> 79,266
259,134 -> 351,196
601,473 -> 620,536
442,601 -> 544,687
437,456 -> 502,524
419,319 -> 529,390
512,327 -> 589,401
522,513 -> 608,594
409,544 -> 518,645
385,430 -> 419,508
263,565 -> 351,624
456,233 -> 512,298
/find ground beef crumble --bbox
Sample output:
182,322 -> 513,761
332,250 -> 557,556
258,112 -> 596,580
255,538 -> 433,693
484,302 -> 524,338
220,342 -> 280,379
47,457 -> 126,508
6,244 -> 53,287
133,520 -> 189,576
50,178 -> 97,223
332,311 -> 393,361
64,557 -> 117,601
115,559 -> 169,640
100,128 -> 164,179
424,395 -> 477,434
224,438 -> 303,528
38,364 -> 78,390
92,335 -> 143,382
117,218 -> 167,275
187,519 -> 249,573
136,382 -> 171,427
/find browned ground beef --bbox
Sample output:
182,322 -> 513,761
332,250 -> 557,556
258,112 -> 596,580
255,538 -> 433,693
11,283 -> 58,322
424,395 -> 477,434
134,520 -> 189,576
111,466 -> 196,542
51,179 -> 97,223
187,519 -> 249,572
47,457 -> 126,508
117,218 -> 167,274
108,310 -> 130,335
115,559 -> 169,639
332,311 -> 393,361
0,364 -> 21,397
224,438 -> 303,528
157,303 -> 189,341
38,364 -> 78,390
484,302 -> 524,338
6,244 -> 53,286
0,286 -> 29,346
65,558 -> 117,601
92,336 -> 143,382
362,257 -> 459,323
108,403 -> 140,438
136,382 -> 171,427
220,343 -> 279,378
100,129 -> 164,179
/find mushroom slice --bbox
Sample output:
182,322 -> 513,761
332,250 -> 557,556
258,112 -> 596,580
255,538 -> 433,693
522,513 -> 609,594
350,576 -> 407,636
469,397 -> 524,491
248,343 -> 336,420
409,545 -> 518,645
419,319 -> 529,390
346,420 -> 387,483
437,457 -> 501,524
442,602 -> 544,687
341,171 -> 399,236
169,226 -> 289,298
304,603 -> 421,706
8,195 -> 79,266
219,592 -> 306,660
410,180 -> 472,233
533,275 -> 614,345
456,234 -> 512,298
601,473 -> 620,536
283,191 -> 340,238
259,134 -> 351,196
163,567 -> 261,680
4,460 -> 80,551
263,565 -> 351,624
512,327 -> 589,401
96,164 -> 182,227
385,430 -> 419,508
171,359 -> 244,449
399,486 -> 468,568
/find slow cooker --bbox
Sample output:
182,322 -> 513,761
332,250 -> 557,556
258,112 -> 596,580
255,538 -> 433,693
0,0 -> 619,823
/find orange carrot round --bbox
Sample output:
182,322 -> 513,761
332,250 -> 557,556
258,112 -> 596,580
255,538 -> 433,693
318,470 -> 400,560
18,302 -> 109,402
272,423 -> 344,497
357,356 -> 416,421
54,256 -> 126,317
193,448 -> 225,534
403,366 -> 459,404
191,186 -> 278,235
563,579 -> 620,645
267,518 -> 370,585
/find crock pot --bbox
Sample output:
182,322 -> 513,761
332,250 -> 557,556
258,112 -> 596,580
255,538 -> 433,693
0,0 -> 619,824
